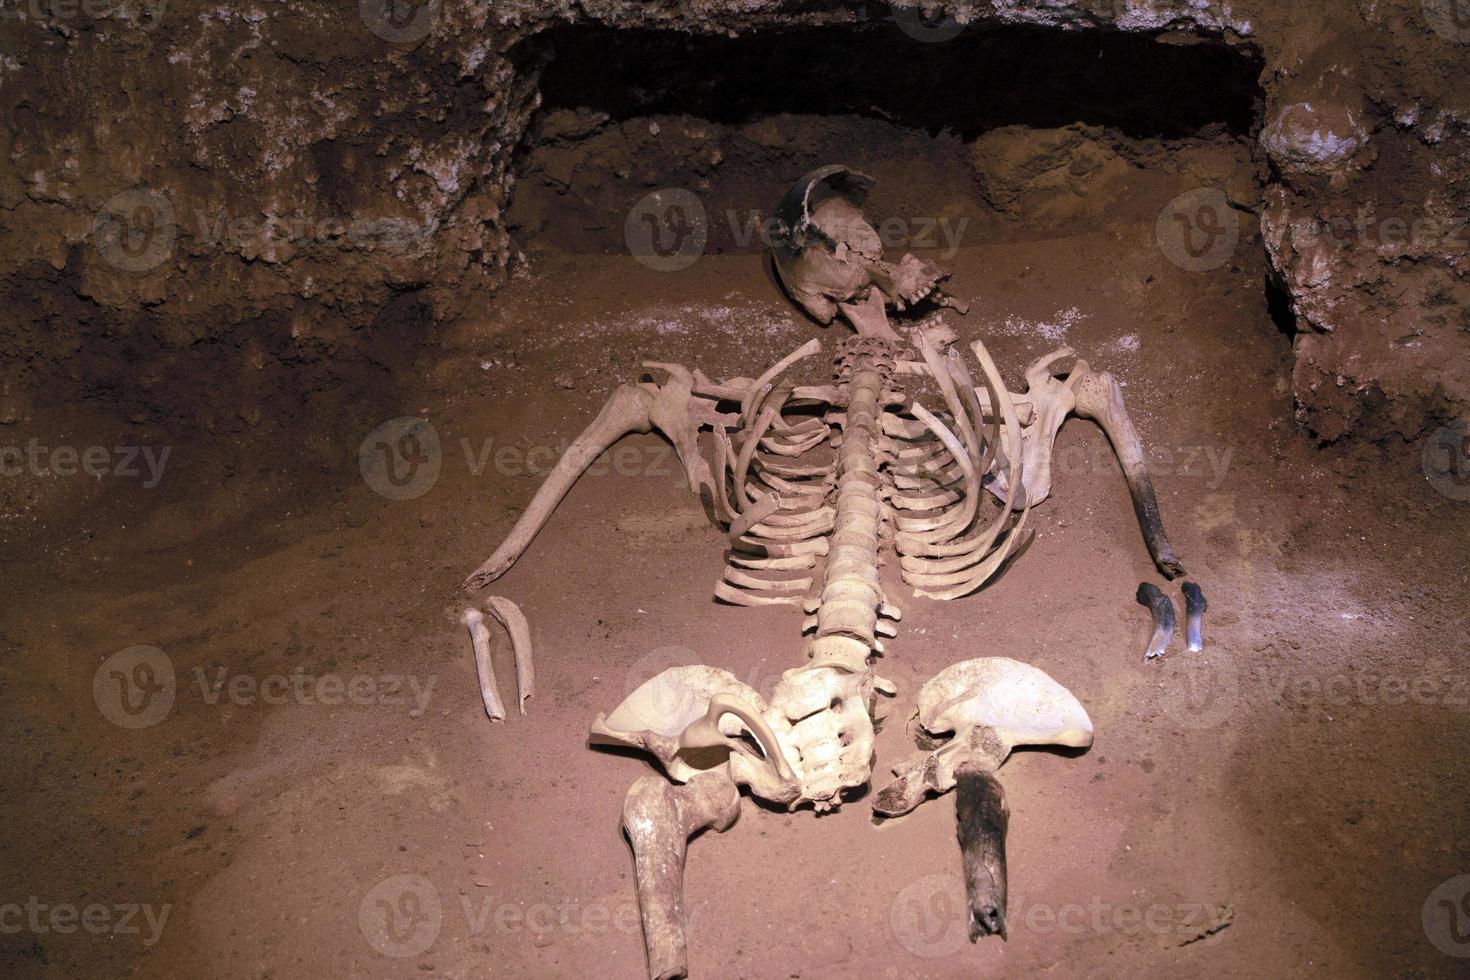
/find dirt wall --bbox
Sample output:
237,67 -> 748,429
1,0 -> 1466,441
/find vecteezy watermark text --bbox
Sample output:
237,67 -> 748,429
92,645 -> 437,728
0,898 -> 170,946
93,188 -> 441,274
193,667 -> 436,717
1257,667 -> 1468,711
1283,208 -> 1470,254
0,0 -> 166,29
193,208 -> 440,257
624,188 -> 974,272
0,439 -> 170,487
359,874 -> 646,958
360,417 -> 693,501
888,874 -> 1232,958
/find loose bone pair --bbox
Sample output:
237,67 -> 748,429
460,597 -> 534,721
464,166 -> 1184,977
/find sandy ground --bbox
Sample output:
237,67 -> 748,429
2,170 -> 1469,980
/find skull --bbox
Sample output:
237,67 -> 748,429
770,165 -> 956,338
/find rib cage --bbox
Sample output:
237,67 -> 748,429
710,329 -> 1030,627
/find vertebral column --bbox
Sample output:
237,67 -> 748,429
812,340 -> 892,671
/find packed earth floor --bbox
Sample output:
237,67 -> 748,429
2,145 -> 1469,979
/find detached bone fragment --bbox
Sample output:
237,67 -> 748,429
461,596 -> 535,720
1135,583 -> 1178,661
461,607 -> 507,722
484,595 -> 535,713
1182,582 -> 1208,653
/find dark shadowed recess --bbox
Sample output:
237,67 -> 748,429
517,24 -> 1264,139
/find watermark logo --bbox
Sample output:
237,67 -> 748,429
889,874 -> 969,958
0,0 -> 167,31
0,898 -> 171,946
890,3 -> 964,43
193,667 -> 436,716
1156,187 -> 1239,273
94,189 -> 176,273
625,189 -> 708,272
1424,0 -> 1470,42
360,417 -> 441,501
1424,875 -> 1470,957
360,0 -> 439,44
93,646 -> 175,729
0,440 -> 171,487
194,208 -> 439,256
360,874 -> 442,958
620,647 -> 711,720
1011,894 -> 1231,940
1155,656 -> 1239,730
619,646 -> 787,715
1258,665 -> 1468,714
1423,419 -> 1470,501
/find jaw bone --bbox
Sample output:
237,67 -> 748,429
872,658 -> 1093,943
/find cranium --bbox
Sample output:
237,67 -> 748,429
770,165 -> 962,339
